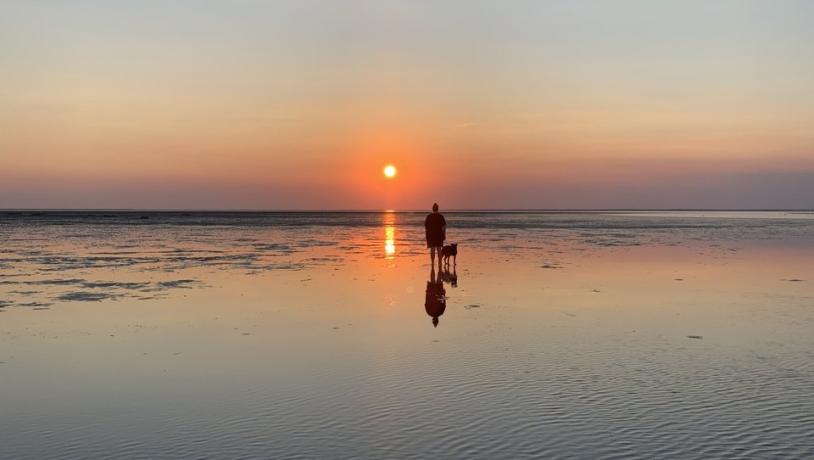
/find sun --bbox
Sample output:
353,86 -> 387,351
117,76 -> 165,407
383,164 -> 397,179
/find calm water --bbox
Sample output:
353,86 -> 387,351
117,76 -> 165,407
1,211 -> 813,459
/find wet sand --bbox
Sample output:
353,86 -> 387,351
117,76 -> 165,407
1,211 -> 813,458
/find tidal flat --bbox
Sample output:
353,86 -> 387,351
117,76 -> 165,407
1,211 -> 813,459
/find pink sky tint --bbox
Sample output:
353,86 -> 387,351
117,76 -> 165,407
1,1 -> 813,209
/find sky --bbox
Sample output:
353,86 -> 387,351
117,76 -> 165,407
1,0 -> 813,210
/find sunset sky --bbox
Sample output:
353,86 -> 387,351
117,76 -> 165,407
2,1 -> 813,209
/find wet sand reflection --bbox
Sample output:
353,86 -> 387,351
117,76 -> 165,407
383,212 -> 396,259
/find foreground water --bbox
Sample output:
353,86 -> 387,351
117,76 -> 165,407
1,211 -> 813,459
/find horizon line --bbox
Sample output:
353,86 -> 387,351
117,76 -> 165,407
2,208 -> 813,213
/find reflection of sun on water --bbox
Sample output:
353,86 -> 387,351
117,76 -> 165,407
385,226 -> 396,258
383,212 -> 396,259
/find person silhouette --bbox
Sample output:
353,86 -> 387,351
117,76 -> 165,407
425,266 -> 447,327
425,203 -> 446,269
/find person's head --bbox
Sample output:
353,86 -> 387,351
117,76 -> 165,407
432,203 -> 439,213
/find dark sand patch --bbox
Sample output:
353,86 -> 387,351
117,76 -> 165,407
153,279 -> 201,290
27,278 -> 88,286
10,278 -> 204,295
136,295 -> 167,301
57,292 -> 119,302
80,281 -> 151,290
252,243 -> 295,253
17,301 -> 53,308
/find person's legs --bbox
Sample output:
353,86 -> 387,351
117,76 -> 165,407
430,246 -> 437,265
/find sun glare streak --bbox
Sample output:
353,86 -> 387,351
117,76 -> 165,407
383,212 -> 396,259
385,227 -> 396,258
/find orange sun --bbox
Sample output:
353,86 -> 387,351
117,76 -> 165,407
383,164 -> 397,178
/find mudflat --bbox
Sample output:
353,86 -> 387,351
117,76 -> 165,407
1,211 -> 812,459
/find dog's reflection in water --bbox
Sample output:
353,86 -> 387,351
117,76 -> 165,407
439,265 -> 457,288
424,266 -> 446,328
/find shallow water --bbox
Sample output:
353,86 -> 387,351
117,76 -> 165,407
1,211 -> 813,459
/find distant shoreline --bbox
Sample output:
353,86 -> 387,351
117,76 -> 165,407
2,209 -> 813,214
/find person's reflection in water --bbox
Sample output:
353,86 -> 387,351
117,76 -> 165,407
425,266 -> 446,328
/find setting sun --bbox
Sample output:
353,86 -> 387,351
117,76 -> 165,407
383,164 -> 397,179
